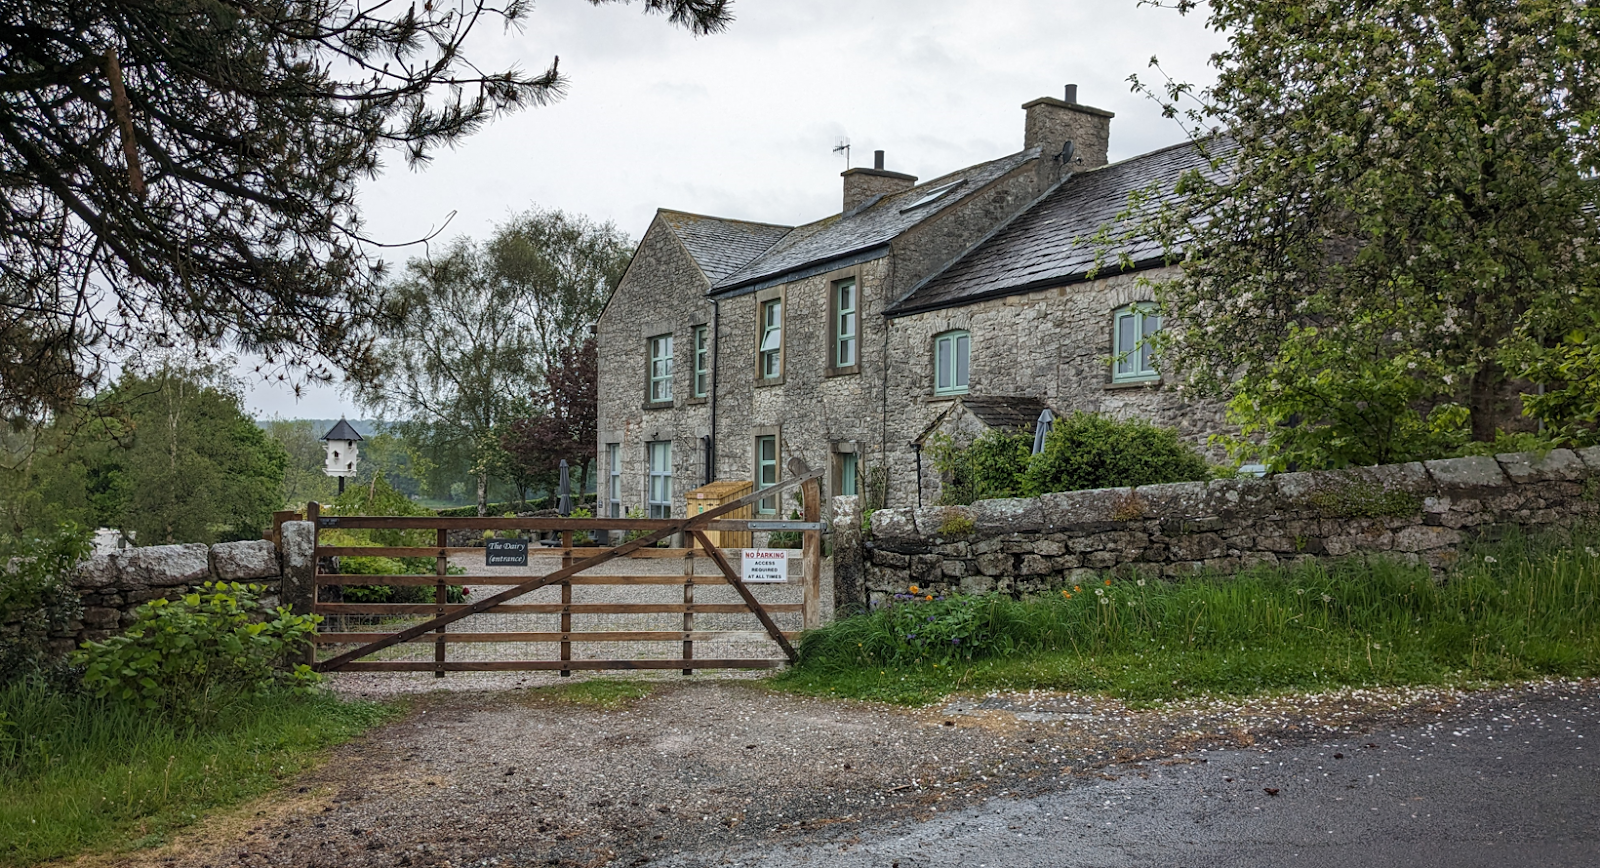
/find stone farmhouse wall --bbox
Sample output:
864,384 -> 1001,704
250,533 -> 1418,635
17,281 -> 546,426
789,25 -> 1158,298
59,523 -> 316,649
710,256 -> 893,504
881,266 -> 1227,507
596,219 -> 716,515
844,450 -> 1600,606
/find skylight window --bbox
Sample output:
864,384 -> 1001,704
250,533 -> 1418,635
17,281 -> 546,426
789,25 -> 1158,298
901,180 -> 965,212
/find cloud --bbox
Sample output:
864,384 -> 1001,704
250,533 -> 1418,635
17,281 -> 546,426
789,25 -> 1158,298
244,0 -> 1227,418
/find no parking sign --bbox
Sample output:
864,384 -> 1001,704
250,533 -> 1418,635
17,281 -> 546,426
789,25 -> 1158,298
740,549 -> 789,583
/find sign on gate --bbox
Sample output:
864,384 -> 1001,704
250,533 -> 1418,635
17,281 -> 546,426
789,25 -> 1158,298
485,538 -> 530,566
741,549 -> 789,583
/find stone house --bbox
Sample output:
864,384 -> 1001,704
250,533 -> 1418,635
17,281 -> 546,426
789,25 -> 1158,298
595,86 -> 1223,519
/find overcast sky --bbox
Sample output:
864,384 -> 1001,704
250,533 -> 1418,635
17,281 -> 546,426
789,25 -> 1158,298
245,0 -> 1228,420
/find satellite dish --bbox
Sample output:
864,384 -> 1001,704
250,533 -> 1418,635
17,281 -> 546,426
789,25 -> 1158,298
1058,140 -> 1076,165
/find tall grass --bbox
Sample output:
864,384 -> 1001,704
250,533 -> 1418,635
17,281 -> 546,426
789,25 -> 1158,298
780,531 -> 1600,704
0,684 -> 395,867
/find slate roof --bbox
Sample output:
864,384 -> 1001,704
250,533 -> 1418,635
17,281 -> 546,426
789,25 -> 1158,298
322,418 -> 363,442
915,395 -> 1054,444
888,138 -> 1231,315
960,396 -> 1053,432
657,210 -> 792,284
710,150 -> 1041,293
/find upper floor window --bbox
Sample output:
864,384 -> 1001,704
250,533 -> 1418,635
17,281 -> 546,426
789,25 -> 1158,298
692,325 -> 710,398
933,330 -> 970,396
758,299 -> 783,379
1112,304 -> 1161,383
648,334 -> 673,403
832,279 -> 858,370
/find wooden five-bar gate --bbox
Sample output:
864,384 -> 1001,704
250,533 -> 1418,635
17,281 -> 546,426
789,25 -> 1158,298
307,463 -> 824,675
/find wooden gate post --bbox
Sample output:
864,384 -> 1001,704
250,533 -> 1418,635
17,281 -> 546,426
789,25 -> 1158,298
802,476 -> 823,630
434,528 -> 448,678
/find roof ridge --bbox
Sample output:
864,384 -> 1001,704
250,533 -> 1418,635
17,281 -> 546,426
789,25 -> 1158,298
657,208 -> 794,230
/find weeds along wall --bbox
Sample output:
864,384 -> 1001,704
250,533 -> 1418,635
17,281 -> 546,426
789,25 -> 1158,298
834,449 -> 1600,607
60,522 -> 316,650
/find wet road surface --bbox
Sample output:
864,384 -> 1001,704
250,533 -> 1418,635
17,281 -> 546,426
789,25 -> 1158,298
667,686 -> 1597,868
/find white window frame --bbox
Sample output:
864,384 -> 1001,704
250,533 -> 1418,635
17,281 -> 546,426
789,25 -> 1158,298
758,299 -> 783,380
692,324 -> 710,398
606,443 -> 622,519
933,329 -> 970,396
1112,304 -> 1161,383
755,434 -> 779,515
833,279 -> 858,369
647,441 -> 672,519
648,334 -> 674,403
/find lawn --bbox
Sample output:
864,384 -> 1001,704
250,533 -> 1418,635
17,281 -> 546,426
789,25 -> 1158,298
775,530 -> 1600,705
0,685 -> 396,867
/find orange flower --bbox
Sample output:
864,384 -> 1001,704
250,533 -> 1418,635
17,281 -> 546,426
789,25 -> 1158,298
925,594 -> 933,601
1105,579 -> 1112,586
909,584 -> 921,594
1074,585 -> 1081,592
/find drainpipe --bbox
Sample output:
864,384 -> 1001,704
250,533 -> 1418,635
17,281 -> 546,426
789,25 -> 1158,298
911,440 -> 923,509
708,298 -> 721,482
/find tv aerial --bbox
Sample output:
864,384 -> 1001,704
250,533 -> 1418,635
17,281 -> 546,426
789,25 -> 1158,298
833,136 -> 851,168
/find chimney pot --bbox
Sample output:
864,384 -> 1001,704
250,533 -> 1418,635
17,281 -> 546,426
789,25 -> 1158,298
1064,83 -> 1078,104
874,150 -> 885,170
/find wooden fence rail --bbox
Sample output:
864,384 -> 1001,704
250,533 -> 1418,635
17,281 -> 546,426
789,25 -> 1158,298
308,462 -> 824,676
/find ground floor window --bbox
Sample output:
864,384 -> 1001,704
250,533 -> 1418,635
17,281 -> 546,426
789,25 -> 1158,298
756,434 -> 779,515
607,443 -> 622,518
647,441 -> 672,519
837,452 -> 859,498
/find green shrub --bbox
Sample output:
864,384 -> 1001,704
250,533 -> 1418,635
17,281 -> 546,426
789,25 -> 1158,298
74,582 -> 320,718
1022,412 -> 1210,494
0,524 -> 91,685
927,429 -> 1033,505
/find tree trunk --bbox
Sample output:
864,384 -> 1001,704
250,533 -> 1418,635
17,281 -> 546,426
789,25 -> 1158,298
477,471 -> 489,517
1469,361 -> 1501,443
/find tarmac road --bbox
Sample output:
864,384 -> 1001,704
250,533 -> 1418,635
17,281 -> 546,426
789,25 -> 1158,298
670,687 -> 1598,868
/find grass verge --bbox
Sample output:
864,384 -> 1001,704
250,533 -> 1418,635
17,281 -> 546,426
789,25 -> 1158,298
523,678 -> 655,708
775,531 -> 1600,705
0,685 -> 397,867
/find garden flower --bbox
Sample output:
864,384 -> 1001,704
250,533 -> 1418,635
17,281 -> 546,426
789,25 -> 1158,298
925,595 -> 933,601
1061,589 -> 1070,599
1586,547 -> 1597,557
1094,588 -> 1104,596
1483,556 -> 1498,564
1105,579 -> 1112,586
909,585 -> 921,594
1136,579 -> 1146,587
1321,593 -> 1332,603
1074,585 -> 1081,592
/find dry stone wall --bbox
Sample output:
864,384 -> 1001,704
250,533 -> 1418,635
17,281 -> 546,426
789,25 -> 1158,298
65,536 -> 295,647
849,449 -> 1600,605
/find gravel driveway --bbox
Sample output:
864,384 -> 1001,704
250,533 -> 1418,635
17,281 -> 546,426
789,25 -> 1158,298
76,676 -> 1598,868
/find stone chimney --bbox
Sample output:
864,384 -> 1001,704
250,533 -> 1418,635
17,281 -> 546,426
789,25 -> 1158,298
842,149 -> 917,213
1023,84 -> 1114,169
